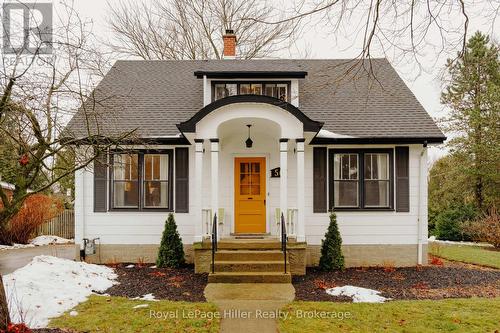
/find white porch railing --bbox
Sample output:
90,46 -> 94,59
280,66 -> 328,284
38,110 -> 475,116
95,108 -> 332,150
275,208 -> 298,237
202,208 -> 212,237
202,208 -> 224,238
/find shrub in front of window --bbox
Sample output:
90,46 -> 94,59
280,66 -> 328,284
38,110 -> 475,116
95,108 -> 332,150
157,213 -> 185,268
319,211 -> 345,271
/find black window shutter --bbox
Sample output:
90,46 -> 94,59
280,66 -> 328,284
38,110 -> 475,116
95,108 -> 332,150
175,147 -> 189,213
313,147 -> 327,213
395,146 -> 410,212
93,152 -> 108,212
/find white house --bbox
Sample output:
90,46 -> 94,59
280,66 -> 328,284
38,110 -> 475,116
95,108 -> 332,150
67,30 -> 445,279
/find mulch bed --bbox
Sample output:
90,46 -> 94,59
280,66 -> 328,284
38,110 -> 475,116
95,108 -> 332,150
103,264 -> 208,302
293,259 -> 500,302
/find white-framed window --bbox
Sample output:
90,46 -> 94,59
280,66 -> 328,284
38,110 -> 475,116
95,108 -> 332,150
330,150 -> 393,210
111,151 -> 172,210
364,153 -> 390,207
333,153 -> 359,207
213,81 -> 289,101
143,154 -> 169,208
112,153 -> 139,208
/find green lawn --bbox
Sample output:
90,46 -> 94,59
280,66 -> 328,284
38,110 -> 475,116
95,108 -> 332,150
429,242 -> 500,269
279,298 -> 500,333
49,295 -> 220,333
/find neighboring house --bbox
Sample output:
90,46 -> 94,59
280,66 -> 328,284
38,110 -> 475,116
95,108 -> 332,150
66,30 -> 445,274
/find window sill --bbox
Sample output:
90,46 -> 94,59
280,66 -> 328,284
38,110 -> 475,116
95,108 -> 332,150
108,208 -> 174,212
330,207 -> 395,212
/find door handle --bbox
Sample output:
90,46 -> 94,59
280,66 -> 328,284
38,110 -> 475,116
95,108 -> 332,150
248,197 -> 253,199
264,199 -> 266,205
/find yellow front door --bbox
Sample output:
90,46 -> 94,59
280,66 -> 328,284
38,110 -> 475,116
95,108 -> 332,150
234,157 -> 266,233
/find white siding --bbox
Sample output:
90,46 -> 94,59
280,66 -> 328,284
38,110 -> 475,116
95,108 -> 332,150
75,146 -> 196,246
76,143 -> 428,247
303,144 -> 428,245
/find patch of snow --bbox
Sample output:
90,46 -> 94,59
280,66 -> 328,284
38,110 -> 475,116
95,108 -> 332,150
0,236 -> 73,250
3,255 -> 117,328
316,129 -> 355,139
30,235 -> 73,246
132,293 -> 158,301
125,264 -> 135,268
428,237 -> 493,247
133,304 -> 149,309
149,265 -> 157,269
69,311 -> 78,317
0,243 -> 35,251
326,286 -> 390,303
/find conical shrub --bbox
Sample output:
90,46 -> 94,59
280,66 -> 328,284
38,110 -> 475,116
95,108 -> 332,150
319,211 -> 345,271
157,213 -> 185,268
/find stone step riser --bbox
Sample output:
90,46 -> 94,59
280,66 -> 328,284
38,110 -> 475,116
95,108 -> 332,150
215,251 -> 284,261
208,273 -> 291,283
214,262 -> 285,272
216,242 -> 282,250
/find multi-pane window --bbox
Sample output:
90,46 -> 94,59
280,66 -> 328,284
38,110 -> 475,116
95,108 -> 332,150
364,153 -> 390,207
333,154 -> 359,207
112,151 -> 171,210
239,162 -> 261,195
214,83 -> 237,100
240,83 -> 262,95
264,83 -> 288,101
113,154 -> 139,208
331,151 -> 392,209
144,154 -> 169,208
213,82 -> 289,102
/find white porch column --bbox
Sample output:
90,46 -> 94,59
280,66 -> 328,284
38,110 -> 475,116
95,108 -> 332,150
280,139 -> 288,226
296,139 -> 305,242
194,139 -> 204,242
210,139 -> 219,233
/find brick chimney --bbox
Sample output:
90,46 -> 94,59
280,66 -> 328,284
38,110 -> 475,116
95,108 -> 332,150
223,29 -> 236,59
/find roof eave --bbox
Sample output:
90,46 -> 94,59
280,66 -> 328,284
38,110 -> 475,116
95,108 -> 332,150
194,71 -> 308,79
309,136 -> 447,145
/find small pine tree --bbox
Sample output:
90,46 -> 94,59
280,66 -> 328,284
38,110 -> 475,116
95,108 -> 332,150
319,211 -> 345,271
157,213 -> 185,268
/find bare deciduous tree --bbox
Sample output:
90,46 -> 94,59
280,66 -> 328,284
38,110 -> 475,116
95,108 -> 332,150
0,2 -> 135,326
245,0 -> 499,76
107,0 -> 300,59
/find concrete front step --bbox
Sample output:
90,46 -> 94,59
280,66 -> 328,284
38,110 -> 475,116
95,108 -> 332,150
217,241 -> 282,250
214,260 -> 286,272
215,250 -> 284,261
208,272 -> 292,283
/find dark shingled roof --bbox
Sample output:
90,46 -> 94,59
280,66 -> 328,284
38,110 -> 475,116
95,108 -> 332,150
65,58 -> 445,142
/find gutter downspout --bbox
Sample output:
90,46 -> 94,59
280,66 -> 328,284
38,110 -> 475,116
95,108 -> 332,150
417,141 -> 427,265
78,167 -> 86,260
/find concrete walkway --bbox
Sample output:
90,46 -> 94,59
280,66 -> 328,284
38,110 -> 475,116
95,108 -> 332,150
0,244 -> 77,275
204,283 -> 295,333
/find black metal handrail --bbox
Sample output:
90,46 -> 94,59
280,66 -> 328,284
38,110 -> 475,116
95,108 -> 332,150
211,213 -> 218,274
281,213 -> 287,274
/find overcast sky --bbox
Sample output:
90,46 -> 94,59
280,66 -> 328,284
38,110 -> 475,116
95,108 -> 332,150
27,1 -> 500,162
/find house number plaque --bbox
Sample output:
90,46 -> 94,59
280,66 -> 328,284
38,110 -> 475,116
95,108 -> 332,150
270,167 -> 280,178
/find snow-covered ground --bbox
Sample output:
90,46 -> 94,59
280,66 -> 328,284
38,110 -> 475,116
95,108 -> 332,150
326,286 -> 390,303
3,255 -> 117,328
0,236 -> 73,250
30,235 -> 73,246
428,236 -> 492,247
133,293 -> 158,301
